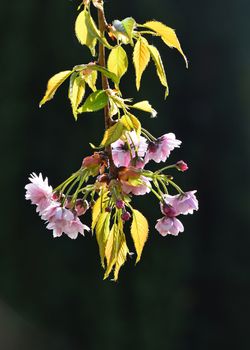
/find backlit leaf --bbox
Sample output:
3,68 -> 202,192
92,189 -> 108,230
78,90 -> 108,113
83,70 -> 97,91
104,223 -> 119,279
101,121 -> 125,147
107,46 -> 128,81
75,9 -> 97,55
131,209 -> 149,263
39,70 -> 72,107
88,65 -> 119,85
148,45 -> 169,98
141,20 -> 188,67
133,37 -> 150,90
131,100 -> 157,118
120,115 -> 134,131
96,212 -> 111,267
120,114 -> 141,134
121,17 -> 136,44
113,233 -> 129,281
68,74 -> 86,120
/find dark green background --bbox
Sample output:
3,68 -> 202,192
0,0 -> 249,349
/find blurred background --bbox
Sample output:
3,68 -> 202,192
0,0 -> 249,349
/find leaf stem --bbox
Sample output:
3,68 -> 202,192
97,3 -> 117,179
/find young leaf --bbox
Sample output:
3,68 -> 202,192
104,223 -> 119,279
92,189 -> 108,230
121,17 -> 136,44
147,45 -> 169,98
120,114 -> 141,135
87,65 -> 119,85
83,70 -> 97,91
128,114 -> 142,134
105,223 -> 115,267
75,9 -> 97,56
68,74 -> 86,120
131,209 -> 149,264
131,100 -> 157,118
133,37 -> 150,90
96,212 -> 111,267
107,46 -> 128,81
101,121 -> 125,147
141,21 -> 188,67
78,90 -> 108,113
120,115 -> 134,131
109,98 -> 119,118
113,233 -> 129,281
39,70 -> 72,107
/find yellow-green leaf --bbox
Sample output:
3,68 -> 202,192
75,9 -> 97,56
131,209 -> 149,264
39,70 -> 72,107
68,74 -> 86,120
96,212 -> 111,267
91,189 -> 108,230
129,114 -> 142,134
104,223 -> 119,279
141,20 -> 188,67
131,100 -> 157,118
133,37 -> 150,90
120,115 -> 134,131
148,44 -> 169,98
113,233 -> 129,281
83,70 -> 97,91
107,46 -> 128,81
101,121 -> 125,147
120,114 -> 141,135
78,90 -> 108,113
121,17 -> 136,44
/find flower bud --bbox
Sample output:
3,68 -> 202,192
121,211 -> 131,221
116,199 -> 124,209
161,203 -> 176,217
176,160 -> 188,172
75,199 -> 89,216
105,206 -> 112,213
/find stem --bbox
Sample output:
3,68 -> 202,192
97,4 -> 117,179
155,164 -> 177,174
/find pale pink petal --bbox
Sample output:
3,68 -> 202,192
145,133 -> 181,164
121,176 -> 151,196
25,172 -> 53,213
173,191 -> 199,215
155,217 -> 184,236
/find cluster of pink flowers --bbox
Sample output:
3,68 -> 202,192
25,173 -> 89,239
155,191 -> 198,236
111,131 -> 181,169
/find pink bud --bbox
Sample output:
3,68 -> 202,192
75,199 -> 89,216
121,211 -> 131,221
116,199 -> 124,209
176,160 -> 188,172
105,207 -> 112,213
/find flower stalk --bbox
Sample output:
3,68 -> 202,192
97,4 -> 117,179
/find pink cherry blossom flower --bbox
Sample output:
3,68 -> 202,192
156,190 -> 198,237
145,133 -> 181,163
25,173 -> 53,213
173,191 -> 198,215
111,131 -> 148,167
46,207 -> 89,239
162,191 -> 198,215
155,216 -> 184,236
121,176 -> 151,196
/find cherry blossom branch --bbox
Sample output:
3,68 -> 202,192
97,4 -> 117,178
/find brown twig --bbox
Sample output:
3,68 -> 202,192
97,4 -> 117,178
